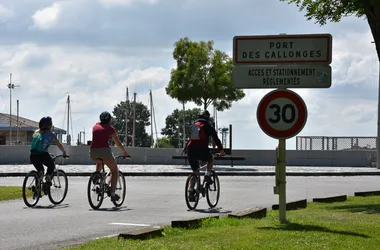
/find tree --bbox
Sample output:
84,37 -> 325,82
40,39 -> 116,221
161,108 -> 215,148
166,37 -> 246,111
280,0 -> 380,59
111,101 -> 152,147
154,137 -> 175,148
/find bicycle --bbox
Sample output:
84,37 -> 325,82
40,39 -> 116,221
22,153 -> 70,207
185,153 -> 221,210
87,155 -> 130,210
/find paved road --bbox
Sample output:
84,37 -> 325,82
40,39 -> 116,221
1,175 -> 379,250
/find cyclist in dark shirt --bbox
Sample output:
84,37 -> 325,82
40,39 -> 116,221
186,110 -> 225,185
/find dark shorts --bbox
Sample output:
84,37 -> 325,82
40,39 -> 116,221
187,146 -> 213,172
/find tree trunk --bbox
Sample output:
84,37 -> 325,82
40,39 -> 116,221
364,0 -> 380,60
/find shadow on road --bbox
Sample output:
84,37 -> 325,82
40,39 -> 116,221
89,206 -> 131,212
23,204 -> 70,209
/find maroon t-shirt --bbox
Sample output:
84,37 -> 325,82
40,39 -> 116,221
90,123 -> 116,148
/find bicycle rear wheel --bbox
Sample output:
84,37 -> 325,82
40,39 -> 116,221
22,171 -> 40,207
206,171 -> 220,208
87,171 -> 104,209
185,173 -> 200,210
112,171 -> 126,207
48,169 -> 68,205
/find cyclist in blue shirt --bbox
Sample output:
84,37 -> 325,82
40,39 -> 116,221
30,116 -> 67,186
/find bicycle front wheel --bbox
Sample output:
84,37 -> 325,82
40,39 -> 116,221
48,169 -> 68,205
112,171 -> 126,207
185,173 -> 200,210
22,171 -> 40,207
87,172 -> 104,210
206,171 -> 220,208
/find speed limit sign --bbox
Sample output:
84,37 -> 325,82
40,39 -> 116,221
257,89 -> 308,139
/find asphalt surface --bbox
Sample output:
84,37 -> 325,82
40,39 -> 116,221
1,175 -> 380,250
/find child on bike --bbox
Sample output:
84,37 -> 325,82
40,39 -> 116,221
89,111 -> 130,203
30,116 -> 67,186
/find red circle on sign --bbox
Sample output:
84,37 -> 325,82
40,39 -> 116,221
257,89 -> 307,139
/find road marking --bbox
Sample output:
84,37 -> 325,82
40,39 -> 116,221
109,222 -> 151,227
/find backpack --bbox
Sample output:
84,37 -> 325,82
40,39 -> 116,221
190,121 -> 208,142
30,131 -> 45,154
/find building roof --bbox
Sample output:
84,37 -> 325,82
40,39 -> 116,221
0,113 -> 66,134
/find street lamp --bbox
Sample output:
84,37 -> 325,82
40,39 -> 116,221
7,73 -> 20,145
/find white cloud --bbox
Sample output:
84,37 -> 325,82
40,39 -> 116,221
31,2 -> 61,30
0,4 -> 13,21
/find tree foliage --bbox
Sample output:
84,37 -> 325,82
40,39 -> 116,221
161,108 -> 215,148
154,137 -> 174,148
166,37 -> 246,111
111,101 -> 152,147
280,0 -> 380,59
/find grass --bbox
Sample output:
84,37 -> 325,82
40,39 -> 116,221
62,196 -> 380,250
0,186 -> 22,201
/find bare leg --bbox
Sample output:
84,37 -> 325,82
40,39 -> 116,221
95,159 -> 103,172
104,159 -> 119,195
206,156 -> 214,173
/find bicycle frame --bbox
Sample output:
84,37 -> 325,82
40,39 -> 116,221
49,153 -> 69,187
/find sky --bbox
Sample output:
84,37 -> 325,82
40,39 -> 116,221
0,0 -> 378,150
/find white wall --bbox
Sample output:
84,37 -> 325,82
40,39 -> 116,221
0,145 -> 375,167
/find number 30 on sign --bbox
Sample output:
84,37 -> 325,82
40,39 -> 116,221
256,89 -> 308,139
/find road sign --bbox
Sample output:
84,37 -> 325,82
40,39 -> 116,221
233,34 -> 332,65
232,65 -> 331,89
256,89 -> 307,139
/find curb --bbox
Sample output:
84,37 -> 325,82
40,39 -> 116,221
354,190 -> 380,197
171,215 -> 220,229
1,171 -> 380,177
313,195 -> 347,203
272,199 -> 307,211
228,207 -> 267,219
118,226 -> 163,240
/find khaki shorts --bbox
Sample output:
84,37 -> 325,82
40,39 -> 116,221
89,147 -> 114,162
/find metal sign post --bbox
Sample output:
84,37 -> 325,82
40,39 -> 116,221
232,33 -> 332,224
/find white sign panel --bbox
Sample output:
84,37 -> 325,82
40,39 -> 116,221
233,34 -> 332,65
232,65 -> 332,89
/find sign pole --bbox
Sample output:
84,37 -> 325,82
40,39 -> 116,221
278,138 -> 286,223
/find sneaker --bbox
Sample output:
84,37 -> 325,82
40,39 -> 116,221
204,175 -> 213,185
111,194 -> 120,203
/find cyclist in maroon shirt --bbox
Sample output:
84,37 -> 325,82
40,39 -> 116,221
89,111 -> 130,202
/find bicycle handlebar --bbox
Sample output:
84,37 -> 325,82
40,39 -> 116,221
115,155 -> 132,160
49,153 -> 70,161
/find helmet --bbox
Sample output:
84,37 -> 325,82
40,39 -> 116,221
99,111 -> 111,124
39,116 -> 52,130
198,110 -> 210,120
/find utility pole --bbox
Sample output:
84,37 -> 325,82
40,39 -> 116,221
132,92 -> 136,147
16,100 -> 19,144
66,95 -> 71,145
182,102 -> 186,148
7,73 -> 20,145
125,86 -> 129,147
150,90 -> 154,147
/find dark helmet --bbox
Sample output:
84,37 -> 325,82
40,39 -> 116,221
99,111 -> 111,124
198,110 -> 210,120
39,116 -> 52,130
